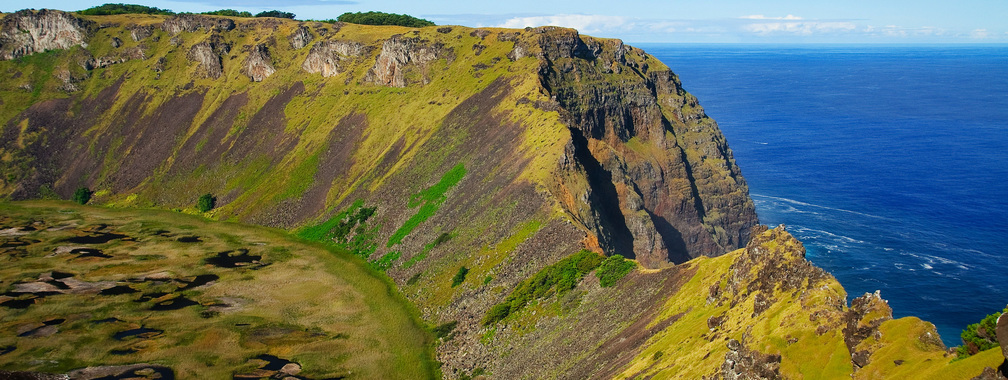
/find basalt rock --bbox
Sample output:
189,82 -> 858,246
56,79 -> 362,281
843,290 -> 894,371
161,14 -> 235,35
187,34 -> 230,79
243,44 -> 275,82
0,9 -> 94,60
365,35 -> 446,87
289,25 -> 313,49
538,27 -> 757,266
721,338 -> 782,380
302,40 -> 367,77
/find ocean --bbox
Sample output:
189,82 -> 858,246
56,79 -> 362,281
641,44 -> 1008,346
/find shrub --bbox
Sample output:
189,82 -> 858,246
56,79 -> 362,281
197,193 -> 215,212
336,11 -> 434,27
255,10 -> 295,19
432,320 -> 457,339
451,266 -> 469,287
78,3 -> 174,15
72,187 -> 92,205
956,305 -> 1006,357
482,250 -> 604,325
596,254 -> 636,287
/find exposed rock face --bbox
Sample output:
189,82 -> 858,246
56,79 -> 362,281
187,35 -> 230,79
302,40 -> 367,77
129,25 -> 153,41
365,35 -> 445,87
721,338 -> 782,380
289,25 -> 313,49
537,27 -> 758,266
0,9 -> 93,60
243,44 -> 275,82
161,14 -> 235,35
843,290 -> 894,371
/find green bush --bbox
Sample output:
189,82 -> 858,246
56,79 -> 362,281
255,10 -> 295,19
596,254 -> 636,287
336,11 -> 434,27
72,187 -> 92,205
432,320 -> 457,339
956,306 -> 1006,357
197,193 -> 215,212
78,3 -> 175,15
482,250 -> 604,325
202,9 -> 252,17
451,266 -> 469,287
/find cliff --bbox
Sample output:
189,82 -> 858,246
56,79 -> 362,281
0,9 -> 1001,379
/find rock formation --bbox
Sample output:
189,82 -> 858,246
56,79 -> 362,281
365,35 -> 445,87
0,9 -> 93,60
243,44 -> 275,82
302,40 -> 367,77
289,25 -> 313,49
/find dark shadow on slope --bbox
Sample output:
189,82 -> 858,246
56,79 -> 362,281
647,211 -> 691,264
568,128 -> 635,259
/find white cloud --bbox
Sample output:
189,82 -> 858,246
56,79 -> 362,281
743,21 -> 857,35
739,14 -> 802,20
971,28 -> 990,39
497,14 -> 627,34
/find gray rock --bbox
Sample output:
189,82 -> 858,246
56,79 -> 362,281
243,44 -> 275,82
0,9 -> 94,60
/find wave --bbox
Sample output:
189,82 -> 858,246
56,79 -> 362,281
751,194 -> 892,220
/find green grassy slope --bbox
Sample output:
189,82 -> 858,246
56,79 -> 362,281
0,201 -> 437,378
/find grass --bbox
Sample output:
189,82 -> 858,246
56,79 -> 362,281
0,201 -> 438,378
387,163 -> 466,247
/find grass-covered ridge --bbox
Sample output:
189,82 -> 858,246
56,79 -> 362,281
0,201 -> 438,378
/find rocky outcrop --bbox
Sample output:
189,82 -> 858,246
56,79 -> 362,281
289,25 -> 313,49
243,44 -> 275,82
365,35 -> 446,87
129,25 -> 153,41
537,27 -> 757,266
999,312 -> 1008,363
843,290 -> 894,370
161,14 -> 235,35
187,35 -> 230,79
302,40 -> 367,77
720,338 -> 782,380
0,9 -> 93,60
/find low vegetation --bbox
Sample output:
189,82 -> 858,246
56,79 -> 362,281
388,164 -> 466,247
336,11 -> 435,27
483,250 -> 604,325
451,266 -> 469,287
596,254 -> 635,287
956,305 -> 1006,357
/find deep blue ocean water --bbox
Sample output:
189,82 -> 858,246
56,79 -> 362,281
640,44 -> 1008,345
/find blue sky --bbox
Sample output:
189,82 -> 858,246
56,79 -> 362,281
9,0 -> 1008,43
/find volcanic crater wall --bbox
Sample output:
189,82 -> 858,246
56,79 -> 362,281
0,9 -> 758,378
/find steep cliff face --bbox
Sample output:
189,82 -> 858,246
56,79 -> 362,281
0,9 -> 94,60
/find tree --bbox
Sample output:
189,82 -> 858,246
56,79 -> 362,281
202,9 -> 253,17
77,3 -> 174,15
336,11 -> 434,27
255,10 -> 295,19
197,193 -> 216,212
72,187 -> 92,205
